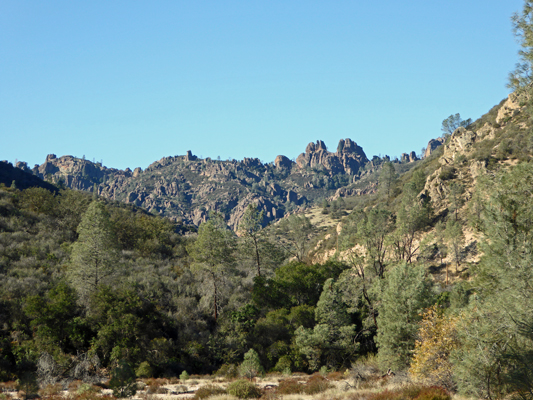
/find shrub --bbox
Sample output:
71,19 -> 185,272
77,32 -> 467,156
215,364 -> 238,379
136,361 -> 153,378
227,380 -> 262,399
327,371 -> 344,381
239,349 -> 264,379
304,373 -> 333,395
273,355 -> 291,373
276,379 -> 304,395
77,384 -> 101,395
413,386 -> 450,400
193,385 -> 226,400
109,360 -> 137,398
38,383 -> 63,398
366,385 -> 451,400
438,166 -> 455,181
180,370 -> 190,381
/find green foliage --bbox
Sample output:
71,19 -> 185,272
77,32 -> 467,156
227,379 -> 262,399
89,286 -> 174,366
109,360 -> 137,398
452,163 -> 533,399
239,348 -> 263,379
375,263 -> 434,370
441,113 -> 472,136
179,370 -> 189,381
295,278 -> 357,371
379,162 -> 398,201
16,371 -> 39,400
508,1 -> 533,92
187,212 -> 236,320
274,214 -> 314,262
193,385 -> 226,400
68,201 -> 120,303
135,361 -> 152,378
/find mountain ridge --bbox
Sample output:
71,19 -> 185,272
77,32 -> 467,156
13,138 -> 424,229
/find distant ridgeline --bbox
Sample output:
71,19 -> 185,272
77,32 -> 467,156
12,138 -> 430,229
0,160 -> 58,192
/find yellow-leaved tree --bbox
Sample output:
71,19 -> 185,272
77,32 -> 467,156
409,305 -> 460,390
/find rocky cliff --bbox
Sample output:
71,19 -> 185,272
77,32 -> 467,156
295,138 -> 368,174
20,136 -> 432,229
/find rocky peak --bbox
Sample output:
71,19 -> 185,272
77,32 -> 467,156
274,155 -> 293,170
401,151 -> 419,163
424,137 -> 446,158
296,138 -> 368,175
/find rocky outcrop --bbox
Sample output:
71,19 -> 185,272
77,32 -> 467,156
35,154 -> 128,192
296,138 -> 368,174
496,92 -> 527,125
401,151 -> 419,163
23,138 -> 372,229
424,137 -> 445,158
275,155 -> 293,170
1,161 -> 58,192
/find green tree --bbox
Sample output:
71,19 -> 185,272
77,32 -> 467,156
508,1 -> 533,92
237,204 -> 284,277
238,204 -> 265,276
109,360 -> 137,398
445,218 -> 464,273
391,181 -> 430,263
447,182 -> 464,221
441,113 -> 472,137
378,162 -> 398,201
339,208 -> 393,329
239,348 -> 264,379
68,201 -> 120,303
374,263 -> 434,371
274,214 -> 314,262
187,213 -> 236,320
295,278 -> 357,371
452,163 -> 533,398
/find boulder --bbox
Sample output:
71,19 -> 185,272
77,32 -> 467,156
275,155 -> 293,170
424,137 -> 445,158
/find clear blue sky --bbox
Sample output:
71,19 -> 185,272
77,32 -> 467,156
0,0 -> 524,170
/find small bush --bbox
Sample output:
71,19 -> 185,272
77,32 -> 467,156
276,379 -> 303,395
438,166 -> 455,181
366,385 -> 451,400
327,371 -> 344,381
180,370 -> 190,381
215,364 -> 238,379
136,361 -> 153,378
77,384 -> 101,395
273,355 -> 291,373
146,382 -> 167,394
39,383 -> 63,398
227,380 -> 262,399
109,360 -> 137,398
304,373 -> 333,395
413,386 -> 450,400
193,385 -> 226,400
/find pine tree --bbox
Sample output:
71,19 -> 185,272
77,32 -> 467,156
378,162 -> 398,201
374,263 -> 434,371
187,213 -> 236,320
68,201 -> 119,303
452,163 -> 533,398
295,278 -> 357,370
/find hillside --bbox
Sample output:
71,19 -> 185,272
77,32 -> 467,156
14,138 -> 423,229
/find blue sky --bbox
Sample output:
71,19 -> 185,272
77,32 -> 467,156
0,0 -> 524,170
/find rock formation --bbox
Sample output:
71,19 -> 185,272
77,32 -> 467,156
296,139 -> 368,174
424,137 -> 446,158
